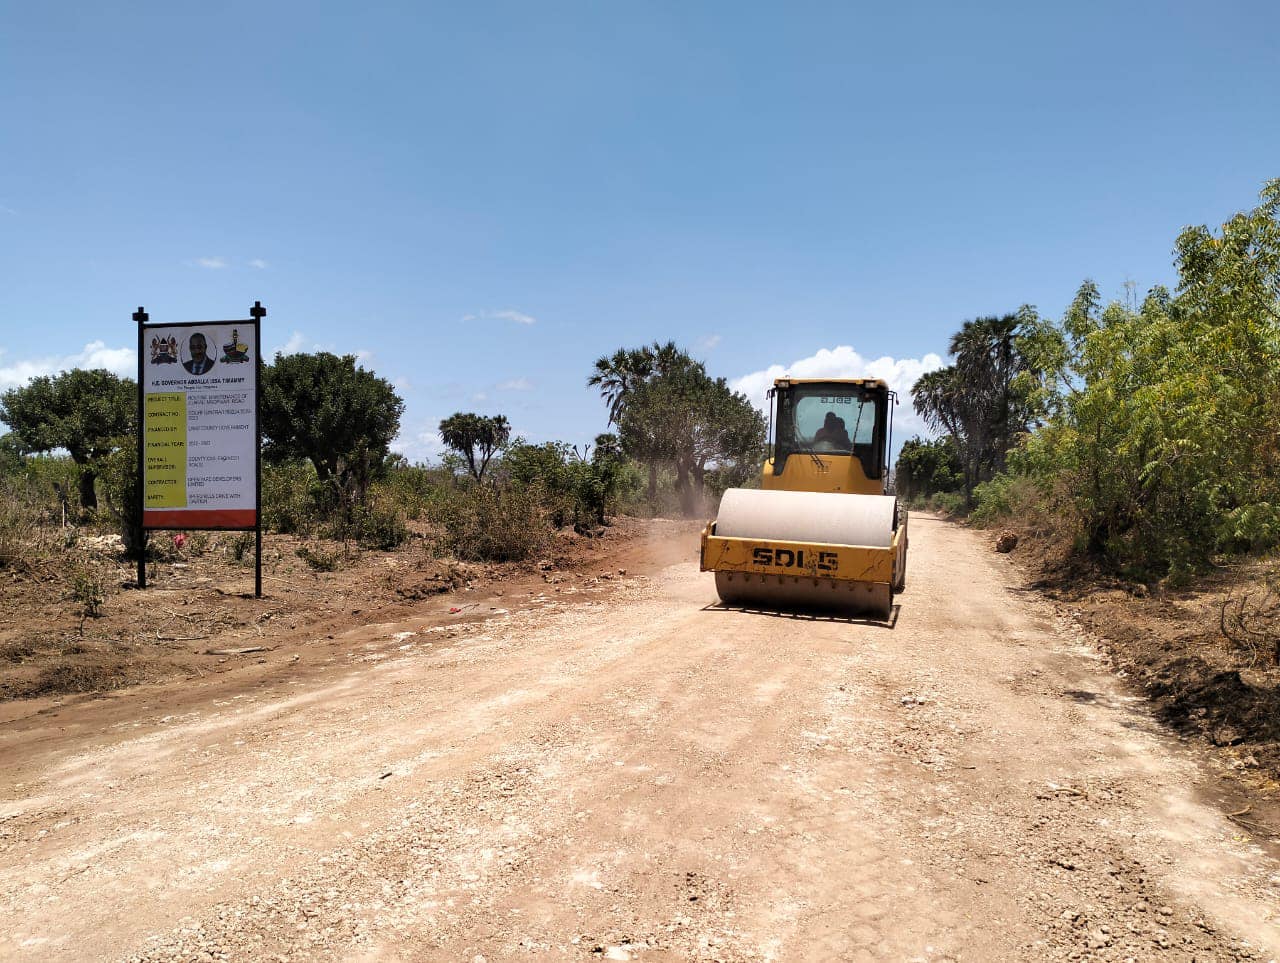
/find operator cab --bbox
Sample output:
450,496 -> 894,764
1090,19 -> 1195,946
767,379 -> 894,486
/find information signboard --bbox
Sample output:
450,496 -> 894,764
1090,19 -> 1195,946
140,320 -> 260,530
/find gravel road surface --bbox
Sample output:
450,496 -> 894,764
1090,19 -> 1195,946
2,514 -> 1278,961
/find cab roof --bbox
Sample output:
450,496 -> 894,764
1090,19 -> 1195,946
772,377 -> 889,389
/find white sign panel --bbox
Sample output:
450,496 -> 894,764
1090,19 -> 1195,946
141,322 -> 258,529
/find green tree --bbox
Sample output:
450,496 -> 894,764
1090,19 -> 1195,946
0,433 -> 24,477
615,357 -> 764,515
589,341 -> 707,503
912,309 -> 1048,505
588,341 -> 689,425
572,432 -> 636,528
98,439 -> 146,557
439,412 -> 511,482
1017,178 -> 1280,570
503,433 -> 635,530
0,368 -> 136,509
894,436 -> 963,502
261,352 -> 404,505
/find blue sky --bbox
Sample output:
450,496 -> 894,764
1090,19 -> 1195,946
2,1 -> 1277,460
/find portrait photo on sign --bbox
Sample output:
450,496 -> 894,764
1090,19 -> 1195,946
180,330 -> 217,375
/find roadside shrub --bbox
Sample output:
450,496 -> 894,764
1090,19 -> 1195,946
894,437 -> 964,503
329,501 -> 409,551
378,463 -> 448,521
68,564 -> 106,619
227,531 -> 255,565
431,484 -> 549,562
1219,502 -> 1280,556
0,476 -> 48,569
97,441 -> 146,558
929,491 -> 964,516
970,473 -> 1046,528
179,531 -> 211,556
296,543 -> 342,571
502,437 -> 636,533
20,455 -> 83,524
0,433 -> 23,477
261,460 -> 317,534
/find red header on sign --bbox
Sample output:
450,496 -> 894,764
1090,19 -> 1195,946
143,509 -> 257,529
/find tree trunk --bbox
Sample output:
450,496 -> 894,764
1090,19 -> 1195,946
692,461 -> 706,493
647,461 -> 658,506
120,519 -> 148,560
675,460 -> 696,517
78,467 -> 98,511
691,462 -> 706,511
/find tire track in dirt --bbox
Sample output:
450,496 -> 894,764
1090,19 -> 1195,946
1,515 -> 1278,961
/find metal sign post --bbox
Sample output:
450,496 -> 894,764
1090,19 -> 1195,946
250,301 -> 266,598
133,306 -> 149,590
135,304 -> 265,597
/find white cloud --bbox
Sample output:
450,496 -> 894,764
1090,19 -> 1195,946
188,255 -> 268,270
271,331 -> 307,356
493,309 -> 536,325
267,332 -> 374,366
697,334 -> 722,351
730,345 -> 946,442
462,309 -> 537,325
497,377 -> 533,391
0,340 -> 137,391
393,423 -> 445,464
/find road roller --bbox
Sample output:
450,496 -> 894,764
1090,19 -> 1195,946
700,377 -> 908,620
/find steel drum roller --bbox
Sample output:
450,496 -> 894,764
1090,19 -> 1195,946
713,489 -> 896,547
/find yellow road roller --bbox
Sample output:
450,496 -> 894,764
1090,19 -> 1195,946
700,377 -> 908,619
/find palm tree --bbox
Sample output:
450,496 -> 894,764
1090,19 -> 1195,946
588,348 -> 653,425
588,342 -> 708,507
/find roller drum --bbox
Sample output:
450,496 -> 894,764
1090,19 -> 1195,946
711,488 -> 898,618
714,488 -> 896,548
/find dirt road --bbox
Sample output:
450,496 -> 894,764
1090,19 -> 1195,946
3,515 -> 1279,961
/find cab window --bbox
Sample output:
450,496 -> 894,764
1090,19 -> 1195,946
786,390 -> 875,452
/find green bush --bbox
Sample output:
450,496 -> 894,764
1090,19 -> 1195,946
19,455 -> 82,520
970,473 -> 1045,528
502,437 -> 636,533
1220,502 -> 1280,554
377,463 -> 448,521
227,531 -> 255,565
68,564 -> 106,618
97,441 -> 145,557
894,437 -> 963,503
430,484 -> 550,562
929,491 -> 965,516
261,460 -> 318,534
0,475 -> 53,569
329,501 -> 409,550
0,433 -> 23,477
296,543 -> 342,571
1005,181 -> 1280,574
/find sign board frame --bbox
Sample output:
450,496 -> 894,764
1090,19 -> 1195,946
134,303 -> 266,596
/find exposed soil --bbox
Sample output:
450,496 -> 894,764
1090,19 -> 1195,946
3,515 -> 1280,961
0,517 -> 685,711
988,528 -> 1280,842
